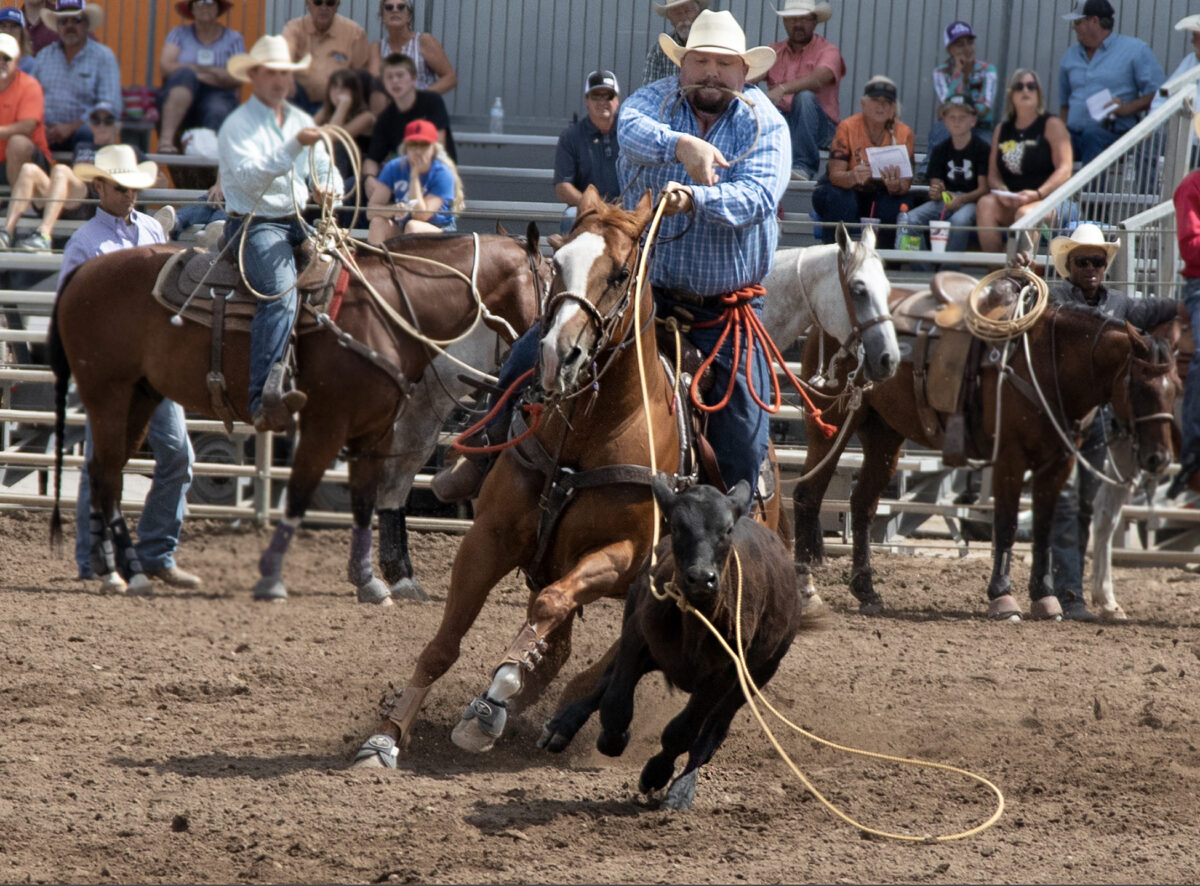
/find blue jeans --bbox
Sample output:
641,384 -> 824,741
225,216 -> 308,414
497,291 -> 770,490
1049,415 -> 1106,598
1181,278 -> 1200,462
811,182 -> 913,249
172,202 -> 227,238
75,400 -> 193,575
784,92 -> 837,179
905,198 -> 977,254
1069,124 -> 1123,165
159,68 -> 240,134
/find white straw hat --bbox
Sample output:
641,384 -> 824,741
1176,14 -> 1200,33
74,144 -> 159,190
658,9 -> 776,82
227,35 -> 311,84
772,0 -> 833,22
1049,223 -> 1120,278
654,0 -> 711,18
41,0 -> 103,32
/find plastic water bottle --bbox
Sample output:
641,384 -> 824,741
896,204 -> 922,251
489,97 -> 504,134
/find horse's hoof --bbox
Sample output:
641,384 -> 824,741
352,734 -> 398,769
253,577 -> 287,602
450,694 -> 507,753
664,770 -> 698,811
987,594 -> 1022,622
126,573 -> 153,596
356,577 -> 393,605
388,577 -> 431,602
1029,596 -> 1063,621
98,572 -> 126,595
1098,605 -> 1128,622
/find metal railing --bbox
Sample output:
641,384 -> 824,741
1010,65 -> 1200,276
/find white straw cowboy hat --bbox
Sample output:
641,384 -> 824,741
1049,223 -> 1121,278
654,0 -> 711,17
74,144 -> 159,190
41,0 -> 104,31
658,9 -> 776,82
772,0 -> 833,22
1177,14 -> 1200,33
0,33 -> 20,61
227,34 -> 311,84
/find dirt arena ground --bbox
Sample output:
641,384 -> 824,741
2,508 -> 1199,884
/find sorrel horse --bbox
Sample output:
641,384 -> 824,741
353,190 -> 899,764
48,231 -> 547,602
793,303 -> 1179,620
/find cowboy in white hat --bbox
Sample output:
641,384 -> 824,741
758,0 -> 844,181
1045,222 -> 1184,619
432,9 -> 789,501
58,143 -> 203,590
641,0 -> 709,87
29,0 -> 121,150
218,34 -> 341,433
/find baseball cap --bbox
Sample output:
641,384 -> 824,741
1063,0 -> 1115,21
0,7 -> 25,27
943,20 -> 975,47
401,118 -> 438,144
863,78 -> 897,103
88,100 -> 118,121
584,69 -> 619,98
938,95 -> 979,118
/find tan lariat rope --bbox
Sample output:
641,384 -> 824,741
964,266 -> 1048,342
654,551 -> 1006,842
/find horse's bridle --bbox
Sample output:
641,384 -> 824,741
836,246 -> 895,346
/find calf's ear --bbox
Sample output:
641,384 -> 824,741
651,473 -> 677,514
728,480 -> 753,522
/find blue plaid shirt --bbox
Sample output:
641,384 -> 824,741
31,38 -> 122,127
617,75 -> 790,296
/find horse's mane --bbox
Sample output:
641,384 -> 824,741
585,200 -> 646,241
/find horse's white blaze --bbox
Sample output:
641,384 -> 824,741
541,232 -> 606,387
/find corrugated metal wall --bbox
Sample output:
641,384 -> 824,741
251,1 -> 1200,141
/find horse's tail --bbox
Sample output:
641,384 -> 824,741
47,297 -> 70,553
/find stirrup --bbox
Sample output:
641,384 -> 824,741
431,456 -> 488,503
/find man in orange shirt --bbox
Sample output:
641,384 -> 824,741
0,31 -> 50,189
282,0 -> 369,113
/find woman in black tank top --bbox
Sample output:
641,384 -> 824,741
976,69 -> 1074,253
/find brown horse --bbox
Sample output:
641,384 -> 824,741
353,188 -> 803,764
793,303 -> 1179,620
48,231 -> 547,602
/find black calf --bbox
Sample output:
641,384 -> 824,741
540,475 -> 823,809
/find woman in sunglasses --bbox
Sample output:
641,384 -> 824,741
976,68 -> 1073,253
157,0 -> 245,152
366,0 -> 456,95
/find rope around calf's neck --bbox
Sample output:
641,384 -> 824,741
653,551 -> 1005,842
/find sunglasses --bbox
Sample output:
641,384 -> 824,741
0,54 -> 11,65
309,0 -> 339,6
1072,255 -> 1108,269
90,115 -> 117,126
58,15 -> 87,24
382,2 -> 408,10
191,0 -> 217,5
1013,81 -> 1039,92
587,91 -> 617,102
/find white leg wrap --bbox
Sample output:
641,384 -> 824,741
487,663 -> 524,704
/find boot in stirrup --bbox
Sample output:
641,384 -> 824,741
431,399 -> 512,502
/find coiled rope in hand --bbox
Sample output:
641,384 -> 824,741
964,266 -> 1048,343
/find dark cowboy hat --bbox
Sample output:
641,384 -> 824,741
174,0 -> 234,19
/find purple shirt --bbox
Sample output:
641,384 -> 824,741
164,24 -> 245,69
58,207 -> 165,292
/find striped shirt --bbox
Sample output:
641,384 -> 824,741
617,75 -> 790,296
31,38 -> 122,126
58,208 -> 164,293
218,95 -> 338,218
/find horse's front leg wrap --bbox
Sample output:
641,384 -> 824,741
498,621 -> 550,675
258,519 -> 297,579
109,515 -> 144,579
348,526 -> 373,586
89,511 -> 116,576
382,684 -> 431,746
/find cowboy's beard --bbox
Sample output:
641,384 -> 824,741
686,79 -> 735,115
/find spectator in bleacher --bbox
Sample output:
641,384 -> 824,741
313,67 -> 374,193
0,8 -> 37,72
282,0 -> 369,114
363,52 -> 454,187
30,0 -> 120,151
1151,15 -> 1200,113
928,20 -> 996,152
758,0 -> 843,183
641,0 -> 706,87
1058,0 -> 1164,164
0,31 -> 52,191
366,118 -> 462,241
0,100 -> 167,252
553,69 -> 620,233
903,97 -> 989,257
63,143 -> 200,589
155,0 -> 245,154
366,0 -> 456,98
22,0 -> 58,56
219,34 -> 340,433
976,69 -> 1073,254
812,75 -> 915,249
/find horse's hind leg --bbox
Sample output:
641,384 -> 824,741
1091,480 -> 1132,621
848,413 -> 904,613
346,455 -> 393,606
